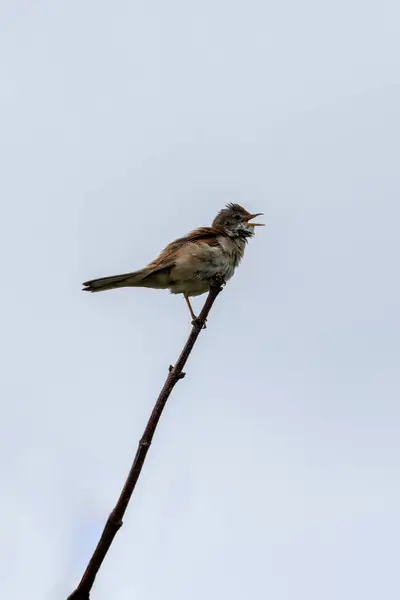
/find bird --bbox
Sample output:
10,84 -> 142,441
82,203 -> 264,323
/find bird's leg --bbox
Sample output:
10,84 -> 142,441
184,295 -> 207,329
184,295 -> 197,320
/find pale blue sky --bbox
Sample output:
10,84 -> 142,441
1,1 -> 399,599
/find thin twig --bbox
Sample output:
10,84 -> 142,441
66,276 -> 224,600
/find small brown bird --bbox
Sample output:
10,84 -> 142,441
82,203 -> 264,322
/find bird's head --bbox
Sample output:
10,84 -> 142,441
212,203 -> 264,240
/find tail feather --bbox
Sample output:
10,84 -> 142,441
82,268 -> 149,292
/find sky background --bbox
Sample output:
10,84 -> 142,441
1,1 -> 400,599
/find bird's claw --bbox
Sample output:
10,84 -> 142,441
211,273 -> 226,288
191,317 -> 207,329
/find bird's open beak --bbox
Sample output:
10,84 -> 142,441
245,213 -> 265,226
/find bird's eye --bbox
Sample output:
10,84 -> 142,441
234,214 -> 241,221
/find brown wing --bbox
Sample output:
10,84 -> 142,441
146,227 -> 221,273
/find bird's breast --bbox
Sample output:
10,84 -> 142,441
217,235 -> 246,269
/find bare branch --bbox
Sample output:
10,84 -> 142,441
66,276 -> 224,600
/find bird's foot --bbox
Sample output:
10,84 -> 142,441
191,317 -> 207,329
211,273 -> 226,289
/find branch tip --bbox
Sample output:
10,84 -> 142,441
210,273 -> 226,289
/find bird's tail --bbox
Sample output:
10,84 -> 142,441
82,268 -> 150,293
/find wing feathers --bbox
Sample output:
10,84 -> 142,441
146,227 -> 221,273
